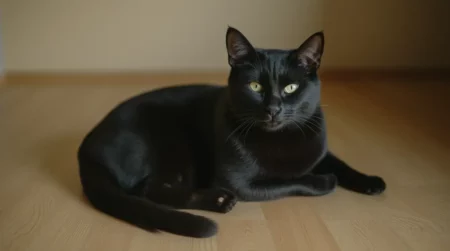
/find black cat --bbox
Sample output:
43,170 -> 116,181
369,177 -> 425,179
77,27 -> 386,238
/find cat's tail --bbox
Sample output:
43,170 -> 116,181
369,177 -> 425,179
79,165 -> 218,238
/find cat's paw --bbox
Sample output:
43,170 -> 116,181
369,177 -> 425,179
195,188 -> 238,213
355,176 -> 386,195
214,189 -> 238,213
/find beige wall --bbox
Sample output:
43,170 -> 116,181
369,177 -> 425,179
1,0 -> 449,72
323,0 -> 450,69
1,0 -> 323,72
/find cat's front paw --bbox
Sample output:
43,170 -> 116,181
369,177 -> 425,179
214,189 -> 238,213
355,176 -> 386,195
194,188 -> 238,213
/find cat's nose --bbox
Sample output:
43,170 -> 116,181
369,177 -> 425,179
265,106 -> 282,118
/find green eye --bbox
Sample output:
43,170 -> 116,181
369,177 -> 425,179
249,82 -> 263,92
284,84 -> 299,94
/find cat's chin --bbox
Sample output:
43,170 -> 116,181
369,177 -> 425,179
261,121 -> 286,132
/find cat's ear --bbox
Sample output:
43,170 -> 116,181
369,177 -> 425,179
294,32 -> 325,71
226,27 -> 256,66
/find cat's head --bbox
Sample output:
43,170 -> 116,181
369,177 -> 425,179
225,27 -> 324,132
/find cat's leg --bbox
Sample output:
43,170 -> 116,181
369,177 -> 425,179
231,173 -> 337,202
135,122 -> 238,213
141,182 -> 237,214
290,173 -> 338,196
312,152 -> 386,195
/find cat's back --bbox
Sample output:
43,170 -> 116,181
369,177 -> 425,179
117,84 -> 223,110
131,84 -> 224,104
102,84 -> 225,124
80,84 -> 225,152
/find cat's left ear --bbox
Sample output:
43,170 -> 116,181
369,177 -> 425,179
294,32 -> 325,71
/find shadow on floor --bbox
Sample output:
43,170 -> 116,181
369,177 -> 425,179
34,133 -> 88,202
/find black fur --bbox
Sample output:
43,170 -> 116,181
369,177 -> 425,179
77,27 -> 386,238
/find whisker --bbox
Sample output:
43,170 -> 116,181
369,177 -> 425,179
310,115 -> 325,122
289,119 -> 306,138
303,121 -> 320,135
291,117 -> 323,136
226,119 -> 251,143
242,120 -> 256,145
307,121 -> 323,131
307,117 -> 325,131
238,120 -> 253,145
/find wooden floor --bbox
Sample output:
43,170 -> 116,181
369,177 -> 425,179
1,76 -> 449,251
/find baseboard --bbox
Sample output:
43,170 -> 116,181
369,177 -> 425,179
319,68 -> 450,82
5,71 -> 230,86
4,68 -> 450,85
0,75 -> 5,87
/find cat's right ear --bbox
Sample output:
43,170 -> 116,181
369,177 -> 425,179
226,27 -> 256,67
293,32 -> 325,72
